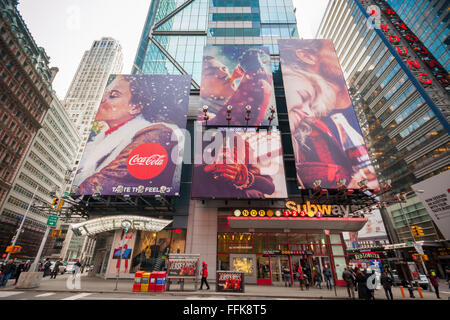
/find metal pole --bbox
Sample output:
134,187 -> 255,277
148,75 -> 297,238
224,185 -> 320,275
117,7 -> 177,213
6,185 -> 39,261
30,227 -> 51,272
398,201 -> 432,292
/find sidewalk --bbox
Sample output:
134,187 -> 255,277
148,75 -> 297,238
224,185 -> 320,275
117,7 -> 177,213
1,273 -> 448,300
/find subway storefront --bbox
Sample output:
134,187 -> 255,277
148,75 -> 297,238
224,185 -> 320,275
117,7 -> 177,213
214,202 -> 368,287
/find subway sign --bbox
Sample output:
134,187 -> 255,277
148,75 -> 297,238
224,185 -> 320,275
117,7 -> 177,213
234,200 -> 352,218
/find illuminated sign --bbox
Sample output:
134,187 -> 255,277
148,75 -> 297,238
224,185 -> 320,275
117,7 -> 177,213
71,215 -> 172,236
364,0 -> 449,88
234,201 -> 353,219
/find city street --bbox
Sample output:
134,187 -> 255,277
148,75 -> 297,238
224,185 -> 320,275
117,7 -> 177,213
0,273 -> 448,300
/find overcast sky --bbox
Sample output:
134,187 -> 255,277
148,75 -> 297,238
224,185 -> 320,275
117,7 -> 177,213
17,0 -> 329,100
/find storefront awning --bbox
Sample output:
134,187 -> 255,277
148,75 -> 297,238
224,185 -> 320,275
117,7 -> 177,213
227,217 -> 367,232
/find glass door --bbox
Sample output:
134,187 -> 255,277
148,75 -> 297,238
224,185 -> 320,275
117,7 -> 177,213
270,256 -> 281,285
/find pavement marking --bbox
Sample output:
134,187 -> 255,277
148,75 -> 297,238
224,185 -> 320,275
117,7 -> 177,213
0,291 -> 24,298
61,293 -> 92,300
185,296 -> 226,300
35,293 -> 56,297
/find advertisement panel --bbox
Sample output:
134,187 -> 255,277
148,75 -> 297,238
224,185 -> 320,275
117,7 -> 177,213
412,170 -> 450,240
167,259 -> 198,277
199,45 -> 277,126
278,39 -> 379,190
216,271 -> 245,293
191,129 -> 287,199
107,229 -> 137,276
73,74 -> 191,196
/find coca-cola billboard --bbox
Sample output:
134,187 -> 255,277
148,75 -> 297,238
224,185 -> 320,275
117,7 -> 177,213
278,39 -> 379,190
199,45 -> 277,126
73,74 -> 191,196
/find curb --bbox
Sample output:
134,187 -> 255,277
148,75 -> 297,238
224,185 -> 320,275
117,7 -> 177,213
4,287 -> 348,300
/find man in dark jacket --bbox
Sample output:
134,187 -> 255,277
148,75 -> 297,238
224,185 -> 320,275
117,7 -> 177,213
42,258 -> 51,277
355,268 -> 369,300
323,265 -> 333,290
13,261 -> 26,285
343,267 -> 355,299
51,260 -> 62,279
380,271 -> 394,300
0,260 -> 16,287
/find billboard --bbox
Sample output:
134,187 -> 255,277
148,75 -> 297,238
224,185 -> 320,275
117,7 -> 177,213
191,129 -> 287,199
412,170 -> 450,240
278,39 -> 379,190
199,45 -> 277,126
73,74 -> 191,196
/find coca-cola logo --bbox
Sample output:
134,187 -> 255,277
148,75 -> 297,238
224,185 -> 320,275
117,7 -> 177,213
127,143 -> 168,180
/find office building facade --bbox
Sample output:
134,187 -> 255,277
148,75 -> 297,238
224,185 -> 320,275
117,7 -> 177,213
0,92 -> 80,259
317,0 -> 449,276
0,0 -> 54,209
64,37 -> 123,179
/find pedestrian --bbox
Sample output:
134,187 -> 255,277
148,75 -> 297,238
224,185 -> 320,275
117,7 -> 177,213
42,258 -> 51,277
323,264 -> 333,290
445,265 -> 450,290
0,260 -> 15,287
74,260 -> 81,275
23,260 -> 31,272
428,272 -> 440,299
282,266 -> 291,287
315,269 -> 323,289
343,267 -> 355,299
367,270 -> 376,300
13,261 -> 25,285
297,264 -> 304,291
355,268 -> 369,300
51,260 -> 62,279
303,264 -> 311,290
200,261 -> 210,290
380,271 -> 394,300
81,261 -> 86,273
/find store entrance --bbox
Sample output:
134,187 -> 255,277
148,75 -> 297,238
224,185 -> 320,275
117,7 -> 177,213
270,256 -> 290,286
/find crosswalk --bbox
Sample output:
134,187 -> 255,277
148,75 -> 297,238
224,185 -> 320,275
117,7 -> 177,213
0,291 -> 91,300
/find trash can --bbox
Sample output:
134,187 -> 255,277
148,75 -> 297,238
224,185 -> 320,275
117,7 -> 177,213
155,271 -> 167,292
141,272 -> 151,292
149,272 -> 158,292
133,271 -> 145,292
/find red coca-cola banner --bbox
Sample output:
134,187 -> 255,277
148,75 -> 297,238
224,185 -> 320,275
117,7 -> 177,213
73,74 -> 191,196
278,39 -> 379,191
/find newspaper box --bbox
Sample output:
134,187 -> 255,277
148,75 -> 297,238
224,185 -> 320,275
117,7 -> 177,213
133,271 -> 145,292
155,271 -> 167,292
141,272 -> 151,292
149,272 -> 158,292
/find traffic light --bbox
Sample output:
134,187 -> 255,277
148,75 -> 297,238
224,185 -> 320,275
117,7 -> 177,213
410,226 -> 418,237
422,254 -> 429,261
51,197 -> 59,209
49,229 -> 62,238
57,199 -> 64,211
416,226 -> 424,237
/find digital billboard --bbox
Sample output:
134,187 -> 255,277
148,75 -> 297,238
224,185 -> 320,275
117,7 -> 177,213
199,45 -> 277,126
278,39 -> 379,190
73,74 -> 191,196
191,129 -> 287,199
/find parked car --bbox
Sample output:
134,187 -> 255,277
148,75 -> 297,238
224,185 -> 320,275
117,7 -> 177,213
417,274 -> 429,290
65,262 -> 77,273
50,262 -> 66,274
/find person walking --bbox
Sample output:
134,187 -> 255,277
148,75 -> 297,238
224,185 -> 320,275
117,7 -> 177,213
343,267 -> 356,299
380,271 -> 394,300
0,260 -> 15,287
42,258 -> 51,277
315,269 -> 323,289
13,261 -> 25,285
282,266 -> 291,287
367,270 -> 376,300
355,268 -> 369,300
74,260 -> 82,275
323,264 -> 333,290
297,265 -> 304,291
303,264 -> 311,290
51,260 -> 62,279
428,272 -> 440,299
200,261 -> 210,290
23,260 -> 31,272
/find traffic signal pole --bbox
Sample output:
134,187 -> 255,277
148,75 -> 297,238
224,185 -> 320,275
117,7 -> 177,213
5,185 -> 38,261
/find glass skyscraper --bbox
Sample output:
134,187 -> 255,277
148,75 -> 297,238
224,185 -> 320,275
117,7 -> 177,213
317,0 -> 449,244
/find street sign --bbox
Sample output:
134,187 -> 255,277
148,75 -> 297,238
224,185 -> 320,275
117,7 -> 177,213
46,215 -> 59,227
413,243 -> 424,255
